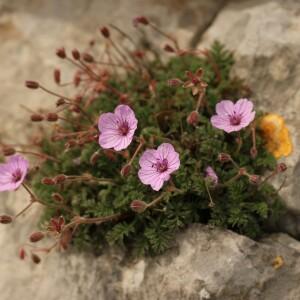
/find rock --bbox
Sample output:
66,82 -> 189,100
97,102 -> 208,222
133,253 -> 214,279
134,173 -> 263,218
198,0 -> 300,214
1,224 -> 300,300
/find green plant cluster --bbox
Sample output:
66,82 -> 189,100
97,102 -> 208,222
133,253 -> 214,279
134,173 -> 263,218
33,42 -> 283,256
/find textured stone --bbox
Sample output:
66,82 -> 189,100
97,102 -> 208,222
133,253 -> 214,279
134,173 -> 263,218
2,224 -> 300,300
1,0 -> 300,299
198,0 -> 300,214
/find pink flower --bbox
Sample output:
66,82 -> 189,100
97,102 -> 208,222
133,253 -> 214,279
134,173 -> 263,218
211,99 -> 255,133
138,143 -> 180,191
205,166 -> 218,185
0,155 -> 29,191
98,105 -> 138,151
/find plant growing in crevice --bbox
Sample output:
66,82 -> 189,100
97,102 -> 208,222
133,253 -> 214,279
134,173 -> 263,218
0,16 -> 291,263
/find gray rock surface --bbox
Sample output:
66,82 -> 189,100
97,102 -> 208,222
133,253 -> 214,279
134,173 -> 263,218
199,0 -> 300,214
3,224 -> 300,300
1,0 -> 300,299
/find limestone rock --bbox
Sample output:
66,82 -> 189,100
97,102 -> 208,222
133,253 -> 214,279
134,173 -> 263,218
2,224 -> 300,300
198,0 -> 300,214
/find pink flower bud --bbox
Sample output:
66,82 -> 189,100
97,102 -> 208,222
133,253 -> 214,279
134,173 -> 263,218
277,163 -> 287,173
248,174 -> 261,185
19,247 -> 26,260
71,49 -> 80,60
59,229 -> 73,250
164,44 -> 175,53
133,16 -> 149,27
90,152 -> 100,165
54,68 -> 61,84
218,153 -> 231,163
0,215 -> 13,224
100,26 -> 110,38
2,147 -> 16,156
130,200 -> 147,213
54,174 -> 67,184
82,53 -> 94,63
51,193 -> 64,202
41,177 -> 55,185
25,80 -> 40,89
167,78 -> 182,87
120,164 -> 131,177
250,147 -> 258,159
56,47 -> 66,59
46,113 -> 59,122
31,114 -> 44,122
187,111 -> 199,126
31,253 -> 41,264
29,231 -> 45,243
56,98 -> 66,107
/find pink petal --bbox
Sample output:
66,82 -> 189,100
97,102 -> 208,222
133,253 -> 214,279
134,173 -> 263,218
98,113 -> 118,132
157,143 -> 175,160
211,115 -> 231,130
113,136 -> 132,151
240,111 -> 255,126
139,150 -> 158,169
234,99 -> 253,116
99,131 -> 122,149
114,105 -> 137,128
216,100 -> 235,116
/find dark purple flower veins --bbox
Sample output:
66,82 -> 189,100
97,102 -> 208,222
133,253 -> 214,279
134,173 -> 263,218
229,111 -> 242,126
11,169 -> 22,183
117,120 -> 129,136
153,158 -> 168,173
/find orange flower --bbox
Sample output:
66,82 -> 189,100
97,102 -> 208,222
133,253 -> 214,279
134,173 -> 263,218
259,114 -> 293,158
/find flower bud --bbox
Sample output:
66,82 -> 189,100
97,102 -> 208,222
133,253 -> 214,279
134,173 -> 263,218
277,163 -> 287,173
103,149 -> 116,161
133,16 -> 149,27
29,231 -> 45,243
25,80 -> 39,89
31,113 -> 44,122
60,228 -> 73,250
130,200 -> 148,213
31,253 -> 41,264
53,68 -> 61,84
19,247 -> 26,260
41,177 -> 55,185
167,78 -> 182,87
218,153 -> 231,163
248,174 -> 261,185
90,152 -> 100,165
54,174 -> 66,184
120,164 -> 131,177
250,147 -> 258,159
187,111 -> 199,126
82,52 -> 94,63
238,168 -> 247,176
164,44 -> 175,53
51,193 -> 64,203
0,215 -> 13,224
56,98 -> 66,107
56,47 -> 66,59
2,147 -> 16,156
71,48 -> 80,60
46,113 -> 59,122
74,74 -> 81,87
132,50 -> 145,59
100,26 -> 110,38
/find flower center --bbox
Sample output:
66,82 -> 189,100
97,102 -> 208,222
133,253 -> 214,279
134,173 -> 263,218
155,159 -> 168,173
118,121 -> 129,136
229,112 -> 242,126
11,169 -> 22,183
